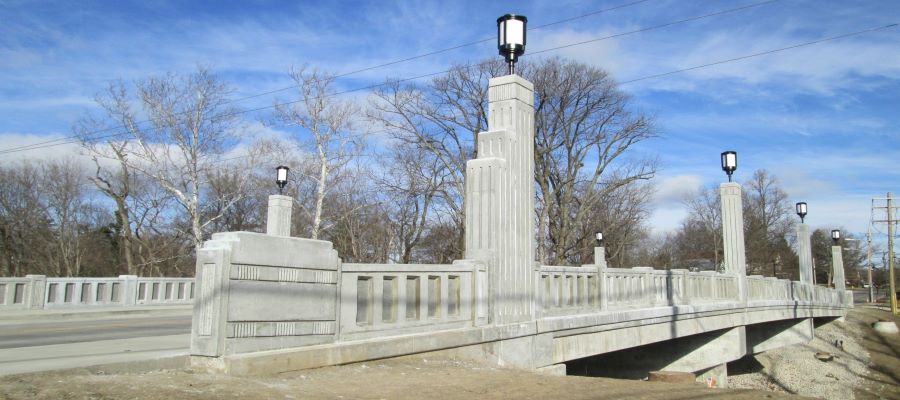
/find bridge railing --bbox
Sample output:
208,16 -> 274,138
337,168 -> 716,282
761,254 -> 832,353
747,275 -> 793,301
538,266 -> 599,315
0,276 -> 32,309
339,260 -> 485,340
538,266 -> 742,316
0,275 -> 194,310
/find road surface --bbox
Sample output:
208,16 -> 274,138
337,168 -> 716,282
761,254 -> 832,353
0,309 -> 191,376
0,315 -> 190,349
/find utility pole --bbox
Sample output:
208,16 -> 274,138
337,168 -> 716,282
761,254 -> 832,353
888,193 -> 897,315
867,227 -> 874,303
873,193 -> 899,314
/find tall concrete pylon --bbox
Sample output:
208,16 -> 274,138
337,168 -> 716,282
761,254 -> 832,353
831,245 -> 846,291
720,182 -> 747,301
464,74 -> 535,325
797,224 -> 814,285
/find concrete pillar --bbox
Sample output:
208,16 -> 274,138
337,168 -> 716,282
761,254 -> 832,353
719,182 -> 747,301
266,194 -> 293,236
119,275 -> 139,306
831,245 -> 845,291
464,74 -> 535,325
797,224 -> 814,285
594,246 -> 607,269
696,363 -> 728,388
24,274 -> 46,310
747,317 -> 814,354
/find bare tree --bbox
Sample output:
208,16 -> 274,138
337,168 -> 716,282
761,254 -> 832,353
370,58 -> 656,265
742,169 -> 796,277
378,145 -> 447,263
369,60 -> 504,256
530,58 -> 657,265
77,87 -> 139,274
82,67 -> 249,258
40,159 -> 92,277
272,66 -> 363,240
0,162 -> 52,276
665,185 -> 724,270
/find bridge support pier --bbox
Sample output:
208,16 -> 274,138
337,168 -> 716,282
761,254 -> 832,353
747,317 -> 814,354
695,363 -> 728,388
659,326 -> 746,379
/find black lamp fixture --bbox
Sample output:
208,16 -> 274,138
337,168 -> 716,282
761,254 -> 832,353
831,229 -> 841,244
275,165 -> 290,195
497,14 -> 527,75
595,232 -> 604,246
721,151 -> 737,182
796,202 -> 808,223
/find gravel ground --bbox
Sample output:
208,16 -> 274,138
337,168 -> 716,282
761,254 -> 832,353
728,308 -> 893,400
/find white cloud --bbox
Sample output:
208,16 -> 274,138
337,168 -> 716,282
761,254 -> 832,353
0,133 -> 90,166
649,207 -> 687,234
653,174 -> 703,205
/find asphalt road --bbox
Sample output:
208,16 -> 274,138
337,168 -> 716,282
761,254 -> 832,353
852,288 -> 873,304
0,315 -> 192,349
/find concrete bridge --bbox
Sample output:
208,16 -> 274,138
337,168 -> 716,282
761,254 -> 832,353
186,74 -> 851,385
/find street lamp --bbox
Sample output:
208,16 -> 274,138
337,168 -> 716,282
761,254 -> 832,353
497,14 -> 527,75
275,165 -> 289,195
796,202 -> 808,223
831,229 -> 841,244
721,151 -> 737,182
595,232 -> 604,246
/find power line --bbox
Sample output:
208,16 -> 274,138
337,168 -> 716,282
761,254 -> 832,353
8,20 -> 894,162
620,23 -> 898,84
0,0 -> 657,155
528,0 -> 779,57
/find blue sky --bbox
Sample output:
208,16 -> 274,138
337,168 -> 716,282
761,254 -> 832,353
1,0 -> 898,241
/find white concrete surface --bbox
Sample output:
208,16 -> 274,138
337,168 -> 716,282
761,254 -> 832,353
0,334 -> 189,376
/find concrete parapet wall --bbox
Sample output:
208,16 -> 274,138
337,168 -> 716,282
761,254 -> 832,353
190,231 -> 340,357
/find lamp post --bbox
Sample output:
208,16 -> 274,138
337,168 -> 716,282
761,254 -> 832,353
796,202 -> 808,223
595,232 -> 604,246
721,151 -> 737,182
275,165 -> 289,195
497,14 -> 527,75
831,229 -> 841,244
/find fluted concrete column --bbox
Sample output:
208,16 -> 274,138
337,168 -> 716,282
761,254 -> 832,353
266,195 -> 293,236
720,183 -> 747,301
464,74 -> 535,325
831,246 -> 846,291
797,224 -> 814,285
